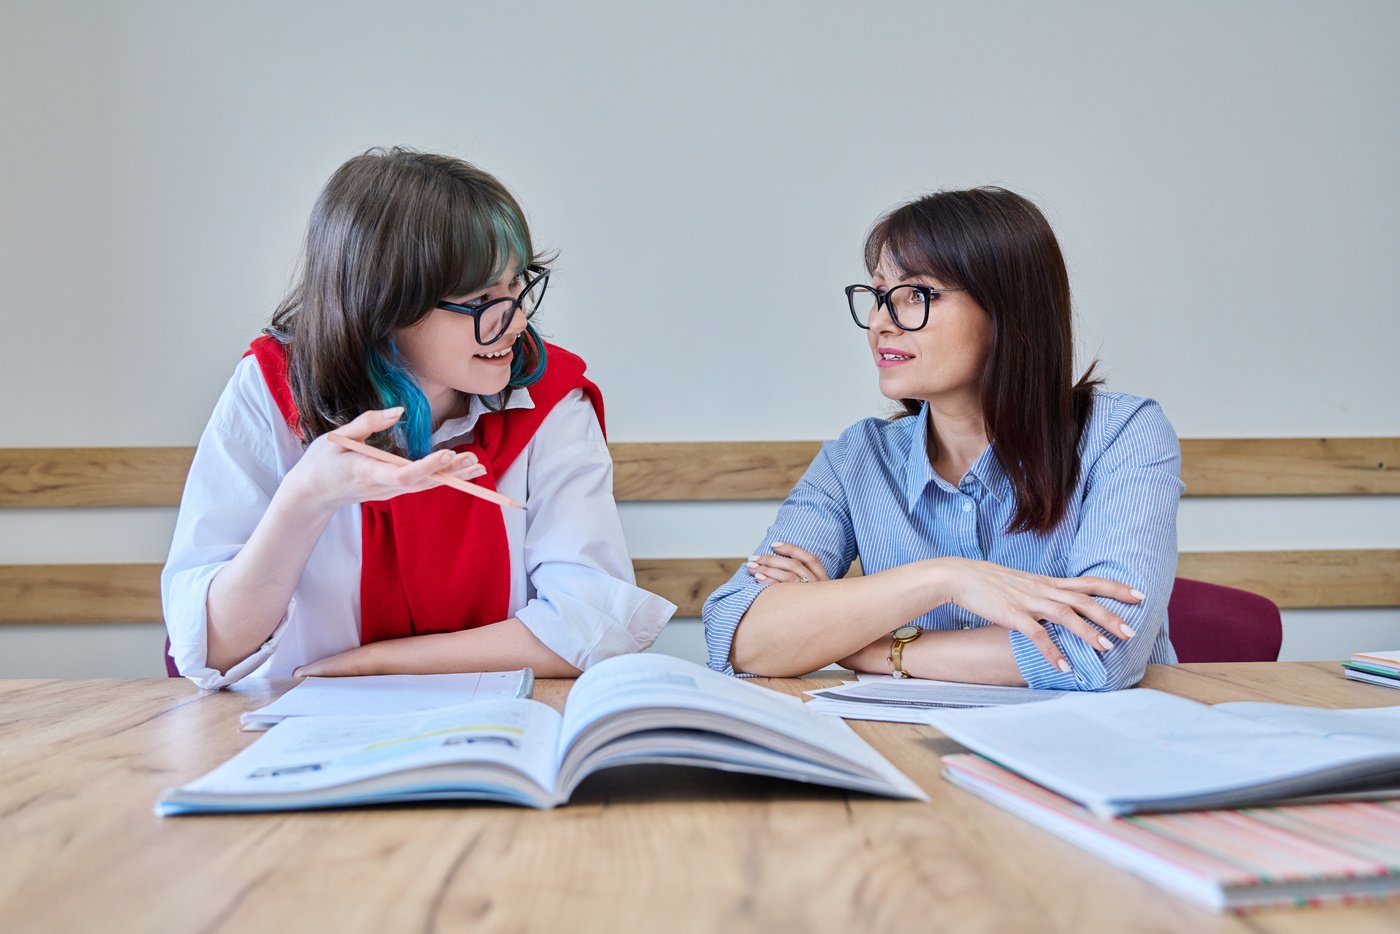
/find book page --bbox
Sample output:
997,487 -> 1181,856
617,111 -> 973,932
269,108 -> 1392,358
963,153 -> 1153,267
923,689 -> 1400,814
1214,702 -> 1400,742
558,654 -> 891,774
178,699 -> 561,800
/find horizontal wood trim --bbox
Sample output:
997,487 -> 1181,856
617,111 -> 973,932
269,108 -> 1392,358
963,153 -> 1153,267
0,563 -> 166,624
3,550 -> 1396,624
0,447 -> 194,508
1179,437 -> 1400,496
2,438 -> 1397,507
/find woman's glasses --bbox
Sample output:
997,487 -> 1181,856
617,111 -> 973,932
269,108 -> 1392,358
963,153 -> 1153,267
845,283 -> 966,331
437,267 -> 550,345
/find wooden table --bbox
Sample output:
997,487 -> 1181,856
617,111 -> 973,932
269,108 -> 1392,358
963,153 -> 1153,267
2,662 -> 1398,933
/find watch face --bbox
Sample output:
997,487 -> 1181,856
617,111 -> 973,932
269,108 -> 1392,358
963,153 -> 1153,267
893,625 -> 921,641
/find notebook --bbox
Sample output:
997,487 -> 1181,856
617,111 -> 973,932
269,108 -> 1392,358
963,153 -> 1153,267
923,688 -> 1400,816
1344,650 -> 1400,690
236,670 -> 534,730
941,753 -> 1400,912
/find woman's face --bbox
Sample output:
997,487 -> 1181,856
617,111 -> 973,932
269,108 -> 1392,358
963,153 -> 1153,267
866,251 -> 993,406
393,264 -> 527,415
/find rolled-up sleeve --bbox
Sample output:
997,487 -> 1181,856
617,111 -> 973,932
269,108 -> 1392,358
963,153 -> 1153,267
1008,398 -> 1184,691
160,367 -> 294,690
702,441 -> 859,675
514,391 -> 676,670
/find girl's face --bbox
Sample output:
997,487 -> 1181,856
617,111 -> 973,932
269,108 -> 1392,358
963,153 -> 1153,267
866,251 -> 993,406
393,264 -> 528,418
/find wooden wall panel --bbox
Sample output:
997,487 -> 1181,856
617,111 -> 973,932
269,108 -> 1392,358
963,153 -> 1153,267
2,438 -> 1397,506
3,550 -> 1395,624
0,448 -> 193,508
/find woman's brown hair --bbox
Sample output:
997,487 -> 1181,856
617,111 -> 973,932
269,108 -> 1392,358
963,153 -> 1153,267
864,187 -> 1101,535
269,147 -> 550,457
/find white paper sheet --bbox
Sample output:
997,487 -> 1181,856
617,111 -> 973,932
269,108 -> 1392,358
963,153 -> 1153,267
237,670 -> 534,730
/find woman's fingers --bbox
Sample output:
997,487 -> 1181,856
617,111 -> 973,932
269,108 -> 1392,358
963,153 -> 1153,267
1062,592 -> 1134,639
1011,614 -> 1072,673
1036,601 -> 1116,653
747,548 -> 825,585
1055,575 -> 1145,605
337,406 -> 404,442
770,543 -> 830,581
746,556 -> 803,583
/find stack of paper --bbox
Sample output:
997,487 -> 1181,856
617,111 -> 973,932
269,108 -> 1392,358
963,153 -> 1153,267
803,677 -> 1068,723
1344,650 -> 1400,689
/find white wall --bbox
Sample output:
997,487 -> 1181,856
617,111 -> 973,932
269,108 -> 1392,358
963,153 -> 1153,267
2,0 -> 1397,676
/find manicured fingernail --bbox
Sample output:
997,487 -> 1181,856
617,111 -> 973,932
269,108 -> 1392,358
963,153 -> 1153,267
1120,623 -> 1136,638
748,555 -> 759,562
1130,589 -> 1146,600
467,467 -> 486,478
382,406 -> 404,418
746,561 -> 759,569
1097,636 -> 1114,650
440,451 -> 453,463
1057,659 -> 1072,673
772,542 -> 786,548
755,573 -> 769,582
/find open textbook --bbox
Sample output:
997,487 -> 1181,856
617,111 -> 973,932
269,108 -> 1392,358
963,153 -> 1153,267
924,689 -> 1400,817
156,654 -> 925,815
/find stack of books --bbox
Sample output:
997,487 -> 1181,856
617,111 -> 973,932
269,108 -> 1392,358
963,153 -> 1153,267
924,689 -> 1400,912
1344,650 -> 1400,689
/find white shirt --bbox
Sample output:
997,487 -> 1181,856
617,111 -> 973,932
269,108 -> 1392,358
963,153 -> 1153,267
162,356 -> 675,689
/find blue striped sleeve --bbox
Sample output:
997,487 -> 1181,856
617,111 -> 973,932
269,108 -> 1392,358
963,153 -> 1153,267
702,440 -> 859,675
1009,397 -> 1185,689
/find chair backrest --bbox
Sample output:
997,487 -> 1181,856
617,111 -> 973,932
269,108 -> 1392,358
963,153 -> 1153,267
164,636 -> 180,678
1167,577 -> 1283,663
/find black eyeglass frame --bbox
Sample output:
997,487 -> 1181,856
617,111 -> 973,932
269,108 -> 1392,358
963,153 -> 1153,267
437,266 -> 550,345
845,283 -> 967,331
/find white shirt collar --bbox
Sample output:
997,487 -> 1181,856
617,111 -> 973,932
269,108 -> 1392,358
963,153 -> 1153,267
430,388 -> 536,448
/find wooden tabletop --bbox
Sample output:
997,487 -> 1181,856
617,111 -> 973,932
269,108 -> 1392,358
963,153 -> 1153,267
2,661 -> 1398,933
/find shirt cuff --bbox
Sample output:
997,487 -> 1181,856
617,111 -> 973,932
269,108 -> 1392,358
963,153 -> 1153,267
516,579 -> 676,671
165,562 -> 295,690
702,575 -> 769,676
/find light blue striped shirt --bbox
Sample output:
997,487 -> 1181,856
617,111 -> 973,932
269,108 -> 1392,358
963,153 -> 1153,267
703,391 -> 1183,690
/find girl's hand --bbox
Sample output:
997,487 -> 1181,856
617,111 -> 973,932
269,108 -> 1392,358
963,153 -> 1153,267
936,558 -> 1142,672
283,408 -> 487,514
294,642 -> 384,678
745,542 -> 829,584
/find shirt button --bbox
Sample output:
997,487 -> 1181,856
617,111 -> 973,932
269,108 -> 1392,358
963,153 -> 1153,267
962,499 -> 973,513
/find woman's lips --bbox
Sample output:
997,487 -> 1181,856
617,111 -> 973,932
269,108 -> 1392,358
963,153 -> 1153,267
876,346 -> 915,368
474,348 -> 514,365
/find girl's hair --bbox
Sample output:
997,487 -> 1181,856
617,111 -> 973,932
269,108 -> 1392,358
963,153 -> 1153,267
269,147 -> 551,458
864,186 -> 1101,535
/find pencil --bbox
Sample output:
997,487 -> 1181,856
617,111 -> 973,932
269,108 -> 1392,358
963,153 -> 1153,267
326,433 -> 524,510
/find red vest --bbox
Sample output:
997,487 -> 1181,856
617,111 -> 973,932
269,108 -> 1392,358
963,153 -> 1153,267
246,335 -> 604,644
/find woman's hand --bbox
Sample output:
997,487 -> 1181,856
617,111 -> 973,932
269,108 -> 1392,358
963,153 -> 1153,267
745,542 -> 829,584
935,557 -> 1142,672
282,407 -> 487,515
294,642 -> 385,678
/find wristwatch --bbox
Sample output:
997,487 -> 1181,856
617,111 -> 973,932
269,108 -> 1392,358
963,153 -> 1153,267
888,625 -> 922,679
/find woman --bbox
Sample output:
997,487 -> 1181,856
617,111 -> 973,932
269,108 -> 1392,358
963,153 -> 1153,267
703,188 -> 1181,690
162,148 -> 674,689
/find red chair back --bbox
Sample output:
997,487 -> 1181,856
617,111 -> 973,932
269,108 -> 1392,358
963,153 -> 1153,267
1167,577 -> 1283,663
164,636 -> 180,678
